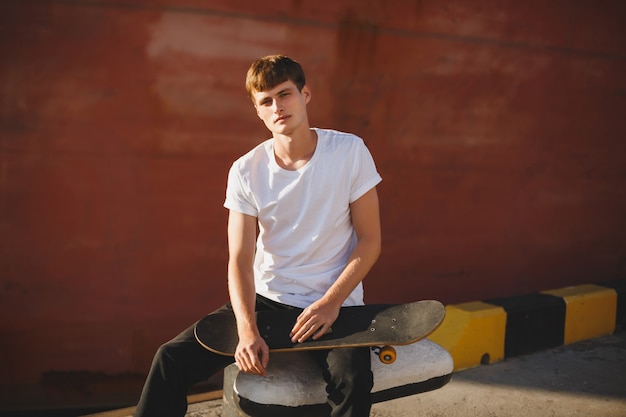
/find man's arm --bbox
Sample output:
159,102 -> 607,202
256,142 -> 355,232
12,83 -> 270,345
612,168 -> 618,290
227,210 -> 269,375
290,187 -> 382,343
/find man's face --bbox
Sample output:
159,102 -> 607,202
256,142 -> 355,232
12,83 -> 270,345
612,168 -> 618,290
252,80 -> 311,136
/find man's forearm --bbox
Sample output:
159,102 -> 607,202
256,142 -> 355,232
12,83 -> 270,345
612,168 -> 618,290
228,265 -> 259,336
321,234 -> 381,308
226,211 -> 259,336
320,186 -> 381,308
289,235 -> 381,343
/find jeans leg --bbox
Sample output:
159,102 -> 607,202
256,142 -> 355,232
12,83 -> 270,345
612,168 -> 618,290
134,319 -> 234,417
134,296 -> 306,416
311,347 -> 373,417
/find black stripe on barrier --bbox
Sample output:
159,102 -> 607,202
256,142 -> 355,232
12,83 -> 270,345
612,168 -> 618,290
600,279 -> 626,331
485,293 -> 566,358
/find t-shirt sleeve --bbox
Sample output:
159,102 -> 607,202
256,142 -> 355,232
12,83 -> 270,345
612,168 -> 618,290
224,162 -> 258,217
350,140 -> 382,203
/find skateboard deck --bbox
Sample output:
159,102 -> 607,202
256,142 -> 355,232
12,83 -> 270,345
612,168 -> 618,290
194,300 -> 445,361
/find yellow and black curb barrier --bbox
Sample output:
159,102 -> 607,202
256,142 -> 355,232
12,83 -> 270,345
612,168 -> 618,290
428,279 -> 625,371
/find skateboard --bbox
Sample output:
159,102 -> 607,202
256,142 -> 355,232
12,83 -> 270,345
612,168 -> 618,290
194,300 -> 445,364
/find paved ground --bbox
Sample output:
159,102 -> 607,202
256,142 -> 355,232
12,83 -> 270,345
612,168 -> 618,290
92,331 -> 626,417
367,331 -> 626,417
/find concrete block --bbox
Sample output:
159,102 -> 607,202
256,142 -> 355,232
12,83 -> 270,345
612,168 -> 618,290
486,293 -> 566,357
427,301 -> 506,370
600,279 -> 626,330
222,340 -> 453,417
542,284 -> 617,344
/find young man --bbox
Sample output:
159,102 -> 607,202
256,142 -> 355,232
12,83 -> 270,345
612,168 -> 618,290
135,55 -> 382,417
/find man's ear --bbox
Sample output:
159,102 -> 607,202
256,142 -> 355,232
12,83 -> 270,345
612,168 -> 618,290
302,85 -> 312,104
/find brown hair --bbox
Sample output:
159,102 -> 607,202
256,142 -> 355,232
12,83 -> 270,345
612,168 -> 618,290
245,55 -> 306,99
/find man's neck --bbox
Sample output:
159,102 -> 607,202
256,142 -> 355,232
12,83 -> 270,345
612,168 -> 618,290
273,128 -> 318,171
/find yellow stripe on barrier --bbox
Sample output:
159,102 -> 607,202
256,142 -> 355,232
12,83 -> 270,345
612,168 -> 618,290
542,284 -> 617,344
428,301 -> 506,371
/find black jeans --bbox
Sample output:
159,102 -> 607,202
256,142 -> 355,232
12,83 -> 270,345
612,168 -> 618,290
134,295 -> 373,417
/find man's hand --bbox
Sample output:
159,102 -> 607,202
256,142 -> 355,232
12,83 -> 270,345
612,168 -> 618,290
234,331 -> 269,376
290,300 -> 340,343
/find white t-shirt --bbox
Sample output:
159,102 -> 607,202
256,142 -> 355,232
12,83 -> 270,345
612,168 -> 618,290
224,128 -> 382,308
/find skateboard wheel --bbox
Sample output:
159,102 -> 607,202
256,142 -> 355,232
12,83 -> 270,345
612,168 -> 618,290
379,346 -> 396,364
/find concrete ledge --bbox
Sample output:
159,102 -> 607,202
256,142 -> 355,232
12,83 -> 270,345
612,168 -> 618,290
427,301 -> 506,371
430,281 -> 624,371
223,340 -> 453,417
487,292 -> 567,357
542,284 -> 617,344
219,280 -> 625,416
601,279 -> 626,329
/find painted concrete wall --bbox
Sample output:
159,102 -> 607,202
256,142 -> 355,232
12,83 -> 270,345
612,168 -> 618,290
1,0 -> 625,410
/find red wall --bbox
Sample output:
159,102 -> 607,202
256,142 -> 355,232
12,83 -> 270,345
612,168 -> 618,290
1,0 -> 625,410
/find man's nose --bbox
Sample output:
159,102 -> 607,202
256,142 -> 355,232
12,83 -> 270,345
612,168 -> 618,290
272,99 -> 283,113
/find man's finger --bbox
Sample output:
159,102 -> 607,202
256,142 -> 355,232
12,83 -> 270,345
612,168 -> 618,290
312,324 -> 329,340
291,321 -> 312,342
250,347 -> 268,376
260,345 -> 270,369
